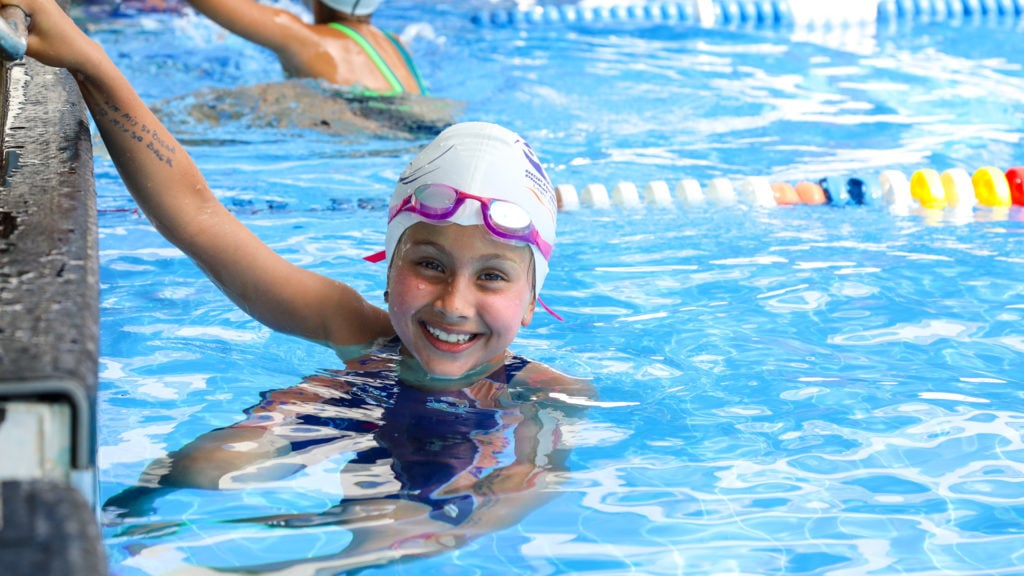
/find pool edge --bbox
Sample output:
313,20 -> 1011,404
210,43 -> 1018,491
0,2 -> 107,572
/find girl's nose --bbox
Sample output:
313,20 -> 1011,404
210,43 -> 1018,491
433,275 -> 472,319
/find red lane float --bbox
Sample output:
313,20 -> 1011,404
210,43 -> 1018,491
1006,167 -> 1024,206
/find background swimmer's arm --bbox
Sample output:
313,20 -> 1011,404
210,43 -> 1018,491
185,0 -> 313,55
15,0 -> 393,347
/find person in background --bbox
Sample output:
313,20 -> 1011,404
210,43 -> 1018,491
186,0 -> 427,96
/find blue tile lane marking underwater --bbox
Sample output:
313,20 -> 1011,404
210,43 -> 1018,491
89,1 -> 1024,574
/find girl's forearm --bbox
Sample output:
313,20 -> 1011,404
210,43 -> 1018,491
72,44 -> 216,248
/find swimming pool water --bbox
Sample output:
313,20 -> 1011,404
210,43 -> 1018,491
91,1 -> 1024,574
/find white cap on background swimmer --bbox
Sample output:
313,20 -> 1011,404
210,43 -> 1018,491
318,0 -> 382,16
386,121 -> 558,296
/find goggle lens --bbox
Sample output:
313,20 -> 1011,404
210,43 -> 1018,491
413,183 -> 459,217
487,200 -> 532,234
391,184 -> 550,261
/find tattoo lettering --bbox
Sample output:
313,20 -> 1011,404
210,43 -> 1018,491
99,98 -> 176,168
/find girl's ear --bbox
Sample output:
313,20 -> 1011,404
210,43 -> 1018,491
521,299 -> 536,327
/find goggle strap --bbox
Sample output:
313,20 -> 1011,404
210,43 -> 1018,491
363,250 -> 387,263
537,296 -> 563,322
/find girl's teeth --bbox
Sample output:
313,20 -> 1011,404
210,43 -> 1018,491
427,325 -> 471,344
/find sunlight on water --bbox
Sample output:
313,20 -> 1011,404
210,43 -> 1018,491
85,1 -> 1024,574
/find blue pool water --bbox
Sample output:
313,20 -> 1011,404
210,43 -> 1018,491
89,1 -> 1024,574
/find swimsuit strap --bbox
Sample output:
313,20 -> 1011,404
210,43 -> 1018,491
504,354 -> 532,381
328,22 -> 405,96
383,30 -> 428,96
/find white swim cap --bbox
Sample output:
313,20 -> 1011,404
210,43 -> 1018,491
318,0 -> 381,16
385,122 -> 558,296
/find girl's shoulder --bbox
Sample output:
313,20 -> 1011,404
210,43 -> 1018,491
510,358 -> 596,401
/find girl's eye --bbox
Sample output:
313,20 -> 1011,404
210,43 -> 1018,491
417,259 -> 445,273
479,271 -> 508,283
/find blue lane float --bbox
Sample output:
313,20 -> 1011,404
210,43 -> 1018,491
472,0 -> 1024,28
877,0 -> 1024,23
471,0 -> 788,28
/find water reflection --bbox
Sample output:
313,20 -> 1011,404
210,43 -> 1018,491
103,343 -> 591,574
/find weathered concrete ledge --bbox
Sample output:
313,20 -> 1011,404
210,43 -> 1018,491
0,27 -> 97,487
0,6 -> 107,572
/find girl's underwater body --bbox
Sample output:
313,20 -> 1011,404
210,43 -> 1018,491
103,336 -> 593,573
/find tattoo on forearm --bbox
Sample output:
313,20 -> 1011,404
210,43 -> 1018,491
96,98 -> 176,168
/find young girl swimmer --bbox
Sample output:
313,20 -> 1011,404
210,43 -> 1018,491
13,0 -> 594,559
183,0 -> 426,95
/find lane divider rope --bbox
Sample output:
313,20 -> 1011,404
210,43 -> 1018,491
472,0 -> 1024,28
555,166 -> 1024,214
97,167 -> 1024,216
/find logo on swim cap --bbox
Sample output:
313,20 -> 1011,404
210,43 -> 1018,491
518,138 -> 557,219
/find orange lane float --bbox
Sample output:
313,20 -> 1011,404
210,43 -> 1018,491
794,181 -> 827,205
770,182 -> 800,205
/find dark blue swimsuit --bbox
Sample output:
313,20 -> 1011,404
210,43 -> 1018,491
244,337 -> 531,525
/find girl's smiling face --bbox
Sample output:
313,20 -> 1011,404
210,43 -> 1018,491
387,222 -> 536,382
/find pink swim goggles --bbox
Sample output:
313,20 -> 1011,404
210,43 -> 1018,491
399,183 -> 552,259
365,182 -> 553,262
365,182 -> 561,320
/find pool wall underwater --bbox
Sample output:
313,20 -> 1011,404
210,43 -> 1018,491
1,0 -> 1023,574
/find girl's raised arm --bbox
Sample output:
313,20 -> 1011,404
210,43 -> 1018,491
11,0 -> 393,347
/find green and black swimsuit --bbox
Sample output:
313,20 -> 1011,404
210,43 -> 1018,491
328,22 -> 427,97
